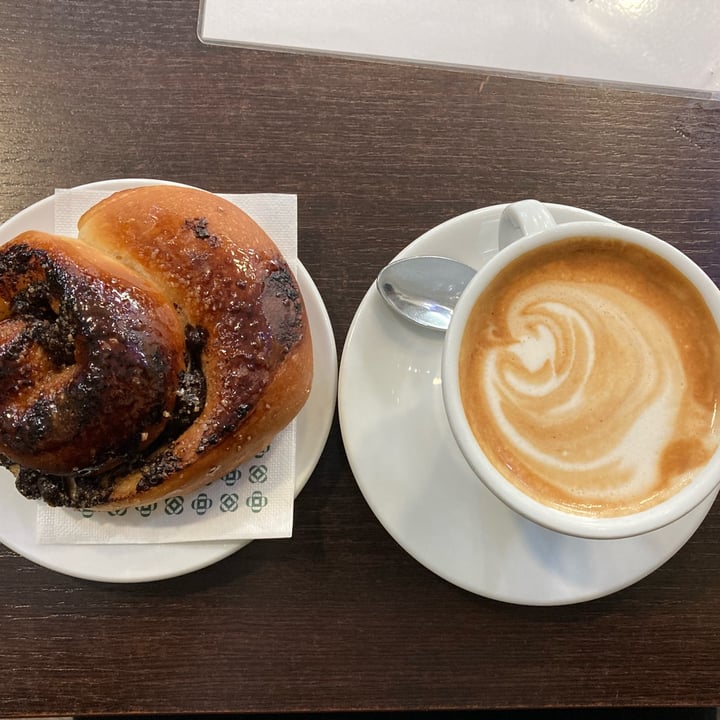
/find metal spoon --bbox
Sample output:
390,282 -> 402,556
376,255 -> 476,331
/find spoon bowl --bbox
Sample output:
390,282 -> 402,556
376,255 -> 477,331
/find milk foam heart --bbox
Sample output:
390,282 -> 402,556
459,237 -> 720,517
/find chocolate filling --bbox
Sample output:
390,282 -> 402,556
7,324 -> 207,508
261,265 -> 304,354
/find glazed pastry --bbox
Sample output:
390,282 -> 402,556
0,186 -> 313,509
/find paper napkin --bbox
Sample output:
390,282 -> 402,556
36,187 -> 298,544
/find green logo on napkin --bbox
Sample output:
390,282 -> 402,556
164,497 -> 184,515
223,469 -> 241,486
246,490 -> 268,513
107,508 -> 127,517
249,465 -> 267,484
220,493 -> 239,512
255,445 -> 270,458
191,493 -> 213,515
136,503 -> 157,518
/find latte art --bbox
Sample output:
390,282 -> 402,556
459,238 -> 720,517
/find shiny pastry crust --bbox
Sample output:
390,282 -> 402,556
0,185 -> 313,509
0,232 -> 186,476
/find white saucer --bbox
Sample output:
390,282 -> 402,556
339,202 -> 718,605
0,179 -> 338,583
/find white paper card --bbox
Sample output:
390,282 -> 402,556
36,188 -> 298,544
199,0 -> 720,98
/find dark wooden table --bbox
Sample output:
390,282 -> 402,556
2,1 -> 720,716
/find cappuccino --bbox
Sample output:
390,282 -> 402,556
458,237 -> 720,518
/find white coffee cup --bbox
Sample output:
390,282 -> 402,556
442,200 -> 720,539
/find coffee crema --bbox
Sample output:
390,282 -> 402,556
459,237 -> 720,517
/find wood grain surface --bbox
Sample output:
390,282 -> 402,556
1,0 -> 720,716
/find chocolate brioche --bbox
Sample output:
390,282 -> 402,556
0,185 -> 313,509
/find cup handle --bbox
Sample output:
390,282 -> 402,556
498,199 -> 557,250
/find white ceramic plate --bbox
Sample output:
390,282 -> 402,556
339,202 -> 718,606
0,179 -> 338,583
